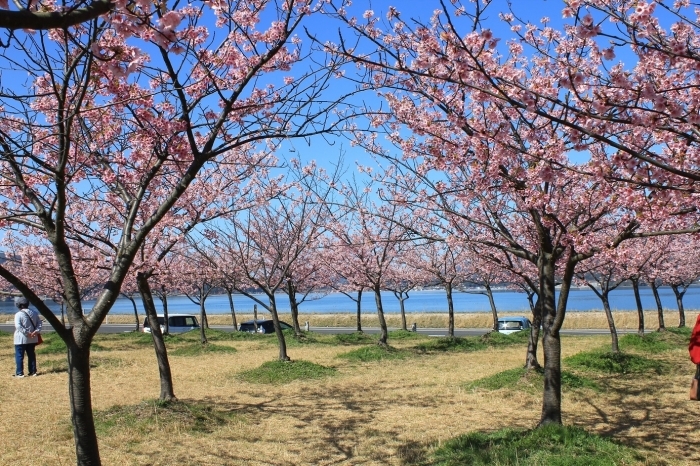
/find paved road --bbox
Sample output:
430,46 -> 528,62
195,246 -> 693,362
0,322 -> 637,337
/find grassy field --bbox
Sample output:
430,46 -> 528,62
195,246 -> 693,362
0,326 -> 698,465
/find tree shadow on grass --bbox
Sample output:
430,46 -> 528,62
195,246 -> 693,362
178,384 -> 443,465
573,369 -> 700,464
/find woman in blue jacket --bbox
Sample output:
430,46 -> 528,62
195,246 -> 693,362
13,296 -> 42,377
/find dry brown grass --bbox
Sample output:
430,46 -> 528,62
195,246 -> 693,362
6,309 -> 692,330
0,330 -> 698,465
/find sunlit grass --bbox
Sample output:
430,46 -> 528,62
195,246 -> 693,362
426,424 -> 647,466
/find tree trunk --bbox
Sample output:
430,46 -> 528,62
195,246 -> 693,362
538,255 -> 563,426
226,289 -> 238,330
199,298 -> 208,345
587,282 -> 619,354
67,340 -> 101,466
157,286 -> 170,335
671,284 -> 686,327
163,296 -> 170,335
253,304 -> 259,332
398,295 -> 407,331
374,285 -> 388,346
631,277 -> 645,337
650,281 -> 665,331
601,294 -> 619,354
137,272 -> 176,401
525,296 -> 542,370
355,288 -> 363,333
269,296 -> 290,361
125,295 -> 139,332
445,282 -> 455,338
287,280 -> 303,336
485,283 -> 498,331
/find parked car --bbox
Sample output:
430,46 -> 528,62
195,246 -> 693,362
497,316 -> 532,335
142,314 -> 200,334
239,319 -> 293,334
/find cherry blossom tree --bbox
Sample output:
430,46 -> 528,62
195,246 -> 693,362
408,237 -> 465,338
0,2 -> 347,464
574,248 -> 628,353
320,1 -> 699,427
658,235 -> 700,327
328,182 -> 414,346
319,235 -> 368,333
385,247 -> 429,331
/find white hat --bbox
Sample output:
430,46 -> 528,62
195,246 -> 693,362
14,296 -> 29,308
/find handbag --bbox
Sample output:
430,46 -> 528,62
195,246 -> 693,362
24,310 -> 42,345
691,378 -> 700,401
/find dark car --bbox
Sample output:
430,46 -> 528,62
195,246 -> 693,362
239,319 -> 293,334
142,314 -> 200,334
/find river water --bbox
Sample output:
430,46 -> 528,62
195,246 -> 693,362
1,286 -> 699,316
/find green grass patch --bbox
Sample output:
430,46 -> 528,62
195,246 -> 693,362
333,332 -> 376,345
282,331 -> 325,347
480,330 -> 531,347
565,350 -> 667,375
666,326 -> 691,338
465,367 -> 598,393
237,359 -> 336,385
464,367 -> 542,390
414,337 -> 486,353
388,329 -> 423,340
337,345 -> 410,362
94,399 -> 241,437
36,333 -> 67,355
169,343 -> 237,357
426,424 -> 646,466
96,330 -> 155,347
619,330 -> 689,353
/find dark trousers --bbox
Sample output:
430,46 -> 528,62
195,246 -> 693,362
15,343 -> 37,375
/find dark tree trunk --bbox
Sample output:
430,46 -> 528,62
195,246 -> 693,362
157,286 -> 170,335
650,281 -> 665,331
199,298 -> 208,344
226,289 -> 238,330
162,296 -> 170,335
137,272 -> 176,401
601,294 -> 619,353
525,296 -> 542,370
631,277 -> 645,337
67,339 -> 101,466
586,283 -> 619,354
123,295 -> 139,332
373,285 -> 388,346
445,282 -> 455,338
287,280 -> 303,336
253,304 -> 259,332
269,296 -> 290,361
356,288 -> 363,333
394,292 -> 408,331
485,283 -> 498,331
671,284 -> 687,327
538,254 -> 569,427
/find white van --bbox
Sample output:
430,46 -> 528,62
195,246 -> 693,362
142,314 -> 200,334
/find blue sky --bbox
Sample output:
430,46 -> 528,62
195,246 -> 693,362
290,0 -> 582,174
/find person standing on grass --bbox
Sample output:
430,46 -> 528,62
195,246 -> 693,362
13,296 -> 42,378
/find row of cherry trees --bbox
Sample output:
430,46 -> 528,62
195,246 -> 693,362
318,0 -> 700,426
